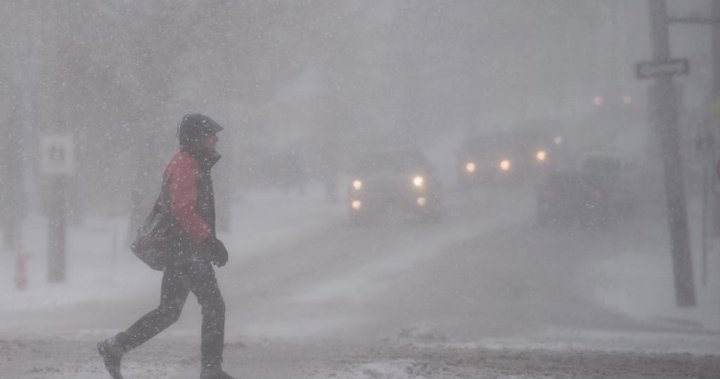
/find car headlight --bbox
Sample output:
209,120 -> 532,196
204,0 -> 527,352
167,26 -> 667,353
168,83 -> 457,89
465,162 -> 476,173
351,200 -> 362,210
536,150 -> 547,162
413,176 -> 425,187
499,159 -> 511,171
352,179 -> 363,190
593,95 -> 604,107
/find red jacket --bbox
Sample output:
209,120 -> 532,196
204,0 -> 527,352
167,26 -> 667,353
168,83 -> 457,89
164,149 -> 219,246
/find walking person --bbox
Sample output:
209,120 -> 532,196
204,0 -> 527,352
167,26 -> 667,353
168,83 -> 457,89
98,114 -> 235,379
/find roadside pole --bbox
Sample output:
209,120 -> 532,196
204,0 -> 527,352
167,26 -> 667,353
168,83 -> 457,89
47,175 -> 66,282
668,1 -> 720,242
1,133 -> 22,250
711,0 -> 720,283
40,1 -> 70,283
664,0 -> 720,298
712,0 -> 720,237
642,0 -> 695,307
41,135 -> 74,283
703,166 -> 709,286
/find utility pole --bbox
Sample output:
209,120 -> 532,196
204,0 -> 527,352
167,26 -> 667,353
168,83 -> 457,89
646,0 -> 696,307
711,0 -> 720,238
42,1 -> 71,283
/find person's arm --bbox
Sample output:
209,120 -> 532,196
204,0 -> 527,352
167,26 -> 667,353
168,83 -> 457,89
167,153 -> 211,246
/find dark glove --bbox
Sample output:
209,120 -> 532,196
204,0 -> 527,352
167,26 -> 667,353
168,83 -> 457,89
202,237 -> 228,267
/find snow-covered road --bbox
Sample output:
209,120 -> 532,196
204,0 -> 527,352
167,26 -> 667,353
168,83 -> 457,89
1,184 -> 720,378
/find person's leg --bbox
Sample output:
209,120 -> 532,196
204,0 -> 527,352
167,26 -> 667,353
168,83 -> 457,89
115,264 -> 190,350
98,265 -> 190,379
184,258 -> 226,372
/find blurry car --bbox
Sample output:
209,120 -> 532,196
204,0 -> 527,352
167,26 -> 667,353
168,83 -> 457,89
512,119 -> 568,181
457,133 -> 517,187
536,171 -> 607,227
536,152 -> 636,227
347,148 -> 442,224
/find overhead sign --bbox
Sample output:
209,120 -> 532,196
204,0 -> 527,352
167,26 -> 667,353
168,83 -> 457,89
40,134 -> 75,175
636,58 -> 689,80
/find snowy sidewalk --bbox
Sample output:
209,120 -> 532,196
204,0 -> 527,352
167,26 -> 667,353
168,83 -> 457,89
586,199 -> 720,333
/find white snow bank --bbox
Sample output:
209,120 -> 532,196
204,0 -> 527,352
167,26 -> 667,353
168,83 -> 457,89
0,184 -> 341,316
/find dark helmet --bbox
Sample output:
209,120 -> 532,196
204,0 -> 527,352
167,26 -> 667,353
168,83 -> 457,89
177,113 -> 224,149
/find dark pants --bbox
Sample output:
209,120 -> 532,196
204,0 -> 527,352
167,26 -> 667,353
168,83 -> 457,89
115,256 -> 226,369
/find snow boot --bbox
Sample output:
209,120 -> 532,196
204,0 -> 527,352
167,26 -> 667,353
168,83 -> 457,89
200,366 -> 235,379
97,336 -> 124,379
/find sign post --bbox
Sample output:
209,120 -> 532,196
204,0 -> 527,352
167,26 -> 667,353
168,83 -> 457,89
636,58 -> 689,80
40,134 -> 74,282
640,0 -> 695,307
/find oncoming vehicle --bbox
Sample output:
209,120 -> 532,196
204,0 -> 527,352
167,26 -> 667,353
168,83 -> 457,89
512,119 -> 568,181
347,148 -> 442,224
536,171 -> 605,227
457,133 -> 517,187
536,151 -> 637,227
